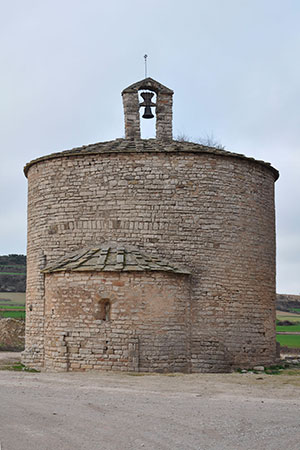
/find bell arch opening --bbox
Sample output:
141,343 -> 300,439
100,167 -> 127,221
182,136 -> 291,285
122,77 -> 174,141
139,90 -> 157,139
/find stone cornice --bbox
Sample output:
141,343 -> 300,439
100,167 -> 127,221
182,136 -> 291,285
24,138 -> 279,180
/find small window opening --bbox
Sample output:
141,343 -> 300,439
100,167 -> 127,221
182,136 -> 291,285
96,299 -> 111,321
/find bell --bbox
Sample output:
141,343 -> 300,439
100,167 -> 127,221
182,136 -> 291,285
140,92 -> 156,119
142,105 -> 154,119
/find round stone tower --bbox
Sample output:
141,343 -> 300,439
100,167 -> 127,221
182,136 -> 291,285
22,78 -> 279,372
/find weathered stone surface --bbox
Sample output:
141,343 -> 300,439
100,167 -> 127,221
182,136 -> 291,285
22,139 -> 278,372
40,271 -> 190,372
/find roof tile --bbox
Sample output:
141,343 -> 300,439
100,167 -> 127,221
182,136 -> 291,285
42,245 -> 190,275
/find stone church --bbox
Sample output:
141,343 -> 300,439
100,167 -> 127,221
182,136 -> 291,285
22,77 -> 279,372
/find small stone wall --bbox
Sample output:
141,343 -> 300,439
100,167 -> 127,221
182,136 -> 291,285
0,318 -> 25,351
39,271 -> 191,372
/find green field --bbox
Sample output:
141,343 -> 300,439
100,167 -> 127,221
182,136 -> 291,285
0,272 -> 25,276
277,323 -> 300,332
291,308 -> 300,313
0,310 -> 25,319
276,334 -> 300,348
0,305 -> 25,309
0,264 -> 25,270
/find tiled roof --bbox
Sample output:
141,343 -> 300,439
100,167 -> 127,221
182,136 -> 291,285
42,245 -> 190,275
24,138 -> 279,180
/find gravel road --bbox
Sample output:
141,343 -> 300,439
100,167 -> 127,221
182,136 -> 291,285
0,359 -> 299,450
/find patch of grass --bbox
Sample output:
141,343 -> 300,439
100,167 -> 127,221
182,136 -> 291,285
0,264 -> 25,270
236,365 -> 286,375
264,364 -> 285,375
282,369 -> 300,376
276,324 -> 300,332
0,310 -> 25,319
0,302 -> 25,311
0,272 -> 25,275
236,364 -> 300,376
276,335 -> 300,348
0,362 -> 39,372
291,308 -> 300,313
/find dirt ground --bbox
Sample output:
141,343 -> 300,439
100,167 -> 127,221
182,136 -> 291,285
0,353 -> 300,450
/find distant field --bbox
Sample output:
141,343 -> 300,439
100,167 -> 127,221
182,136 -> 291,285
0,293 -> 25,305
277,316 -> 300,323
276,311 -> 300,323
276,310 -> 300,317
291,308 -> 300,313
276,335 -> 300,348
0,292 -> 25,319
0,264 -> 25,270
0,272 -> 25,276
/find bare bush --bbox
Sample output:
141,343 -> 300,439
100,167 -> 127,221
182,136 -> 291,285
175,133 -> 192,142
196,133 -> 225,150
175,132 -> 225,150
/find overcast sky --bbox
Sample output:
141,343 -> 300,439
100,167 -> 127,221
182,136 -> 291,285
1,0 -> 299,294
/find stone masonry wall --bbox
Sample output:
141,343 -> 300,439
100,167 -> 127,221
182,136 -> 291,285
43,271 -> 190,372
122,92 -> 141,140
156,92 -> 173,140
24,146 -> 277,371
